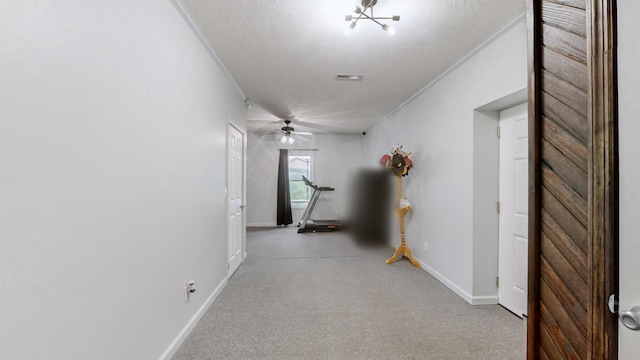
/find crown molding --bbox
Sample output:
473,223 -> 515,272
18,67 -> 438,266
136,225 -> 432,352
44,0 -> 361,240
372,9 -> 527,129
170,0 -> 247,102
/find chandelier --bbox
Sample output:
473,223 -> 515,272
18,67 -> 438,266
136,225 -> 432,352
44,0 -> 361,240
344,0 -> 400,35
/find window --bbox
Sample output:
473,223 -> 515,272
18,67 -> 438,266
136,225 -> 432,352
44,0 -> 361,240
288,154 -> 312,206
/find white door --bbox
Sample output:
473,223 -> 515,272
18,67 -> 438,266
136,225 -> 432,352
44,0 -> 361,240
227,124 -> 244,276
618,2 -> 640,356
498,103 -> 528,317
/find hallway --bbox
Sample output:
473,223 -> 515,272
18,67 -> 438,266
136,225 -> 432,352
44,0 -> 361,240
172,228 -> 525,359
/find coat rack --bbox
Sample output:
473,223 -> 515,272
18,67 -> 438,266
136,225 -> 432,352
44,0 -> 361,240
380,145 -> 420,268
386,174 -> 420,267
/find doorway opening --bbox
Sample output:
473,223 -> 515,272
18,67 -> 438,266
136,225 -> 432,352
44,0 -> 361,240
471,88 -> 527,307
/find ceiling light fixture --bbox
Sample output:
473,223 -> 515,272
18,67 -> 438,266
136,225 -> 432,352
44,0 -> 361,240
344,0 -> 400,36
280,132 -> 295,144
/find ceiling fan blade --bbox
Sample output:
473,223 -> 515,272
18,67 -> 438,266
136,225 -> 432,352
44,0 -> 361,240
292,131 -> 313,136
291,120 -> 343,133
255,101 -> 294,121
291,134 -> 310,142
257,130 -> 281,137
247,119 -> 282,126
248,119 -> 282,134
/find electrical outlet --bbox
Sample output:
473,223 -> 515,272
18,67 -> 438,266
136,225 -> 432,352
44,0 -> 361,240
424,241 -> 428,251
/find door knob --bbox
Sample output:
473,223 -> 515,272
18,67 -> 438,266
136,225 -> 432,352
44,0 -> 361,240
607,295 -> 640,331
619,307 -> 640,331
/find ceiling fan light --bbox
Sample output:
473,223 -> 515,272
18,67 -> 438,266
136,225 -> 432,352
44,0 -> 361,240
287,136 -> 295,144
280,134 -> 288,143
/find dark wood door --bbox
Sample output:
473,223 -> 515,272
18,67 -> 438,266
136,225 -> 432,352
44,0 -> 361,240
527,0 -> 617,358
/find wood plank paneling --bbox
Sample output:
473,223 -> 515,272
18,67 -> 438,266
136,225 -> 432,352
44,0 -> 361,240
541,92 -> 589,145
541,1 -> 587,37
542,117 -> 588,173
541,281 -> 587,355
540,321 -> 567,360
541,166 -> 588,225
542,70 -> 588,117
542,139 -> 588,199
541,252 -> 588,321
586,0 -> 619,357
543,24 -> 587,63
529,0 -> 618,357
541,189 -> 588,255
541,211 -> 588,280
539,306 -> 582,358
544,0 -> 586,10
541,348 -> 551,360
542,47 -> 588,91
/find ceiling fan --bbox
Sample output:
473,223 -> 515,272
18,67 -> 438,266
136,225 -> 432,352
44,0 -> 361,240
275,119 -> 312,144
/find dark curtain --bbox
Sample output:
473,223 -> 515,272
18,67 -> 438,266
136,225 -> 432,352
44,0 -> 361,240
277,149 -> 293,225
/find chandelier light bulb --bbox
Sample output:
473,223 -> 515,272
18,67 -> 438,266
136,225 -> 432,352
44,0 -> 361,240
381,24 -> 396,35
345,21 -> 357,35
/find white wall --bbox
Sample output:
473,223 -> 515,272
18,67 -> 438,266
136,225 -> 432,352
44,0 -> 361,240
246,133 -> 365,227
0,1 -> 246,359
617,1 -> 640,357
365,17 -> 527,304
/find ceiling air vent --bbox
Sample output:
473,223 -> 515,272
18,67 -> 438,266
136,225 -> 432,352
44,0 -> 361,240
336,74 -> 364,81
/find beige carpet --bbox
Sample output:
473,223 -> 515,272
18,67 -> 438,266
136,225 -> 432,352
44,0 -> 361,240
171,227 -> 525,360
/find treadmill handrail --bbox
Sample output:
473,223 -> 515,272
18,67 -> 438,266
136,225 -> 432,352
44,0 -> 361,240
301,176 -> 334,191
301,175 -> 316,189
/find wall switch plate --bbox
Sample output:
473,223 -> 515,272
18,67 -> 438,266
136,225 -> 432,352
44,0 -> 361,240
185,280 -> 196,302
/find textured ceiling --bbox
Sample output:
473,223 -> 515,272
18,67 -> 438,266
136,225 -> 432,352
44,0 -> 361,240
180,0 -> 525,134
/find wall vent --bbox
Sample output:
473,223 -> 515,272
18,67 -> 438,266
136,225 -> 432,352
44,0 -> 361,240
336,74 -> 364,81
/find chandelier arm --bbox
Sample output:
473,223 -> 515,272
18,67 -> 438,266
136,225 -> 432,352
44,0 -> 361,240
352,11 -> 367,24
358,12 -> 386,27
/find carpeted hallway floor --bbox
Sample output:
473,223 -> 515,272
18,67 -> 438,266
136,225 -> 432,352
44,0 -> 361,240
172,227 -> 526,360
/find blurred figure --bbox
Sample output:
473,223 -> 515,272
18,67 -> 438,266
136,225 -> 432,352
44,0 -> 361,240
347,168 -> 393,247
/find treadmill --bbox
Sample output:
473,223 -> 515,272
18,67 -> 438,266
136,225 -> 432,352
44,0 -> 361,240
297,176 -> 343,233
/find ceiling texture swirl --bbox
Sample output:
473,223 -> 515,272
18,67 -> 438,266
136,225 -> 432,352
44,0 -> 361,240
180,0 -> 525,134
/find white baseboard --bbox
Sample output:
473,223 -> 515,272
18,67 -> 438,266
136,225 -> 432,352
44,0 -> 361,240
470,295 -> 499,305
416,258 -> 474,304
159,277 -> 228,360
416,258 -> 497,306
247,223 -> 277,227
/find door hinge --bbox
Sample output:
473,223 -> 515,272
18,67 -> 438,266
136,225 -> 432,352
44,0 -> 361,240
497,202 -> 501,213
496,276 -> 499,288
497,126 -> 501,138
